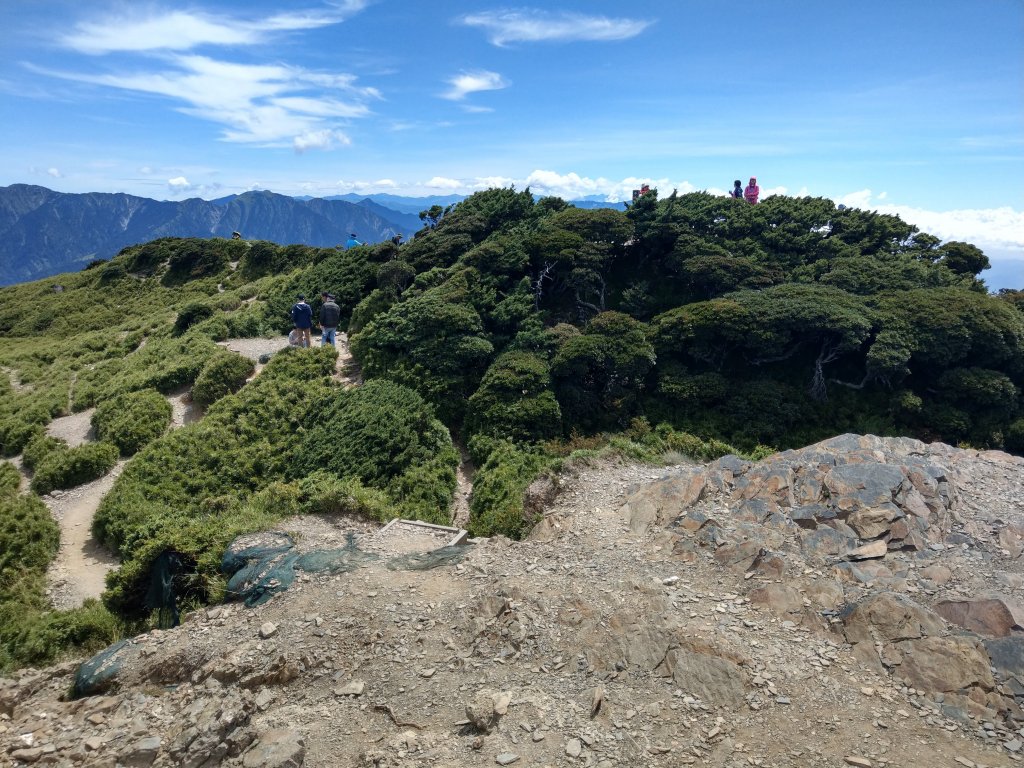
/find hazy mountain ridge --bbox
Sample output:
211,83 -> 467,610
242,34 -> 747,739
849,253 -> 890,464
0,185 -> 418,286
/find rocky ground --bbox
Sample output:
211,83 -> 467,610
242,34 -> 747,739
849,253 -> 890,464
2,434 -> 1023,767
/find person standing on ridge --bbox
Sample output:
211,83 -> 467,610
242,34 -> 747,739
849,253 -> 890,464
730,180 -> 743,199
744,177 -> 760,205
290,294 -> 313,348
345,233 -> 363,249
318,291 -> 341,348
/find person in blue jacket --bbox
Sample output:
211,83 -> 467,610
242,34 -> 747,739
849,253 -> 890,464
290,294 -> 313,348
345,233 -> 363,249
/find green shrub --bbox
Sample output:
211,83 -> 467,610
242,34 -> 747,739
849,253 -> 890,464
465,351 -> 562,442
173,302 -> 214,335
97,262 -> 127,284
0,461 -> 20,498
0,494 -> 59,577
1006,418 -> 1024,455
191,352 -> 255,407
92,389 -> 172,456
297,471 -> 394,521
295,380 -> 457,521
22,433 -> 67,471
468,441 -> 549,539
30,442 -> 119,495
0,415 -> 46,457
162,239 -> 232,286
0,598 -> 125,673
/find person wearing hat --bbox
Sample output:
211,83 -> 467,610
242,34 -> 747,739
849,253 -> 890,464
345,232 -> 363,249
290,294 -> 313,348
319,291 -> 341,347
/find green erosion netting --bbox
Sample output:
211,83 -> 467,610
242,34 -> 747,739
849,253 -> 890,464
71,529 -> 468,698
145,551 -> 188,629
72,639 -> 132,698
221,530 -> 467,607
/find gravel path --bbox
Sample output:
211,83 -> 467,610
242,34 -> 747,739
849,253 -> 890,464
43,461 -> 125,610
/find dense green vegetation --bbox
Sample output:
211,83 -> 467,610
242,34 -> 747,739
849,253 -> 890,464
0,193 -> 1021,671
92,389 -> 172,456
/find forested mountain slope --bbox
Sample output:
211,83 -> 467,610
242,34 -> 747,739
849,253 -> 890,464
0,185 -> 415,286
0,187 -> 1021,673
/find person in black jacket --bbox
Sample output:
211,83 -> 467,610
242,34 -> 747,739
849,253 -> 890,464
318,291 -> 341,347
290,295 -> 313,348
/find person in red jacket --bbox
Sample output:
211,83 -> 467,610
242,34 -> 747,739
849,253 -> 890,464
744,177 -> 760,205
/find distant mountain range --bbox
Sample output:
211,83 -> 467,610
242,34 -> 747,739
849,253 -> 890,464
0,185 -> 627,287
0,185 -> 421,286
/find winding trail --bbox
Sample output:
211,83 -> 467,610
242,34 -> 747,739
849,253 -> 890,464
32,332 -> 475,609
44,462 -> 124,611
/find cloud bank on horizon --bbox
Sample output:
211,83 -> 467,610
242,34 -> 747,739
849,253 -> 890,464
2,1 -> 1021,281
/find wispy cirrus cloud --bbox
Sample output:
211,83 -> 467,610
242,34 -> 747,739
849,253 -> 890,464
442,70 -> 508,101
29,54 -> 376,147
39,4 -> 374,150
61,2 -> 370,54
458,9 -> 651,47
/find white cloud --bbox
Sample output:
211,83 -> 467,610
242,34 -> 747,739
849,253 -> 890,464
31,54 -> 375,146
167,176 -> 191,191
834,189 -> 1024,252
61,4 -> 368,54
459,10 -> 651,46
332,178 -> 401,194
837,189 -> 875,209
47,167 -> 62,178
424,176 -> 463,190
521,170 -> 695,201
442,70 -> 508,101
294,129 -> 351,152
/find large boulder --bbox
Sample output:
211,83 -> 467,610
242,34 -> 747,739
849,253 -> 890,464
655,640 -> 750,709
618,469 -> 707,535
823,463 -> 906,514
934,597 -> 1024,637
840,592 -> 945,646
889,636 -> 995,693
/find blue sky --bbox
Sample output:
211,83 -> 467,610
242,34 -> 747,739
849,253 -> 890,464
1,0 -> 1022,286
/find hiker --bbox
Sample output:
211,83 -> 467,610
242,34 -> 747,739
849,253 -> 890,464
290,294 -> 313,348
744,177 -> 760,205
345,232 -> 363,249
319,291 -> 341,347
730,180 -> 743,199
391,234 -> 402,247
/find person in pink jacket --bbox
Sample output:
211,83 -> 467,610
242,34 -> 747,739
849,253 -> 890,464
744,177 -> 760,205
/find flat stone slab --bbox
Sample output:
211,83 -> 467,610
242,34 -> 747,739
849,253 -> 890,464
368,518 -> 468,554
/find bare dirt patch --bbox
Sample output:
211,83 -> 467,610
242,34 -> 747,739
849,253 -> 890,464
166,385 -> 201,429
45,408 -> 96,447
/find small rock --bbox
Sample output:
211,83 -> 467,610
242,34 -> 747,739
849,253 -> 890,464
242,729 -> 305,768
259,622 -> 279,639
495,754 -> 520,765
845,541 -> 887,560
566,738 -> 582,757
120,736 -> 161,767
843,757 -> 872,767
334,680 -> 365,697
